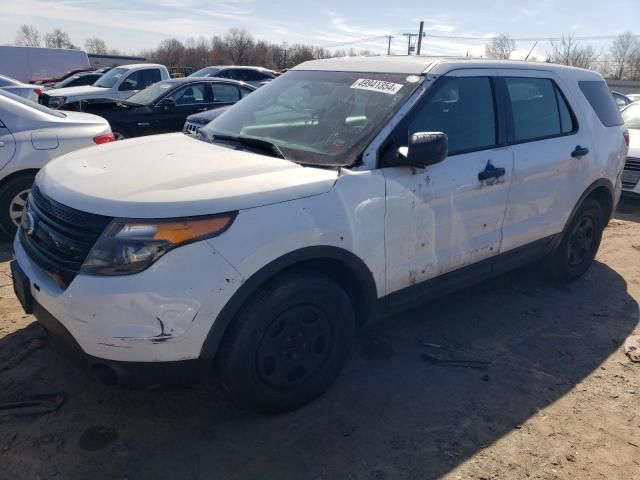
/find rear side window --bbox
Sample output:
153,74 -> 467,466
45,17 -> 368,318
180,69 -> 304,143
505,77 -> 577,142
579,81 -> 624,127
212,83 -> 240,102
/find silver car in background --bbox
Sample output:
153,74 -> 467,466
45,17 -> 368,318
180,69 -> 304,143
0,90 -> 113,237
0,74 -> 43,102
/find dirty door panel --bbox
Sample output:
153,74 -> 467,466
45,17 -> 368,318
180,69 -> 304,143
382,72 -> 513,294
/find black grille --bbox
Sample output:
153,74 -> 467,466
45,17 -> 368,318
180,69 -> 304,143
622,157 -> 640,190
20,186 -> 112,288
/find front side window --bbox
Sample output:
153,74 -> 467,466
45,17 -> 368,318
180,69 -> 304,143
168,83 -> 207,104
212,83 -> 240,102
216,69 -> 235,79
120,69 -> 159,91
505,77 -> 576,142
408,76 -> 497,155
201,70 -> 420,166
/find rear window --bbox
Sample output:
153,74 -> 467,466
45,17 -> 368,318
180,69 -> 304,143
579,81 -> 624,127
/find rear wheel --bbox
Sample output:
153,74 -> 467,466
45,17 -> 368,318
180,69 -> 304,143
218,272 -> 355,414
545,198 -> 604,282
0,174 -> 35,239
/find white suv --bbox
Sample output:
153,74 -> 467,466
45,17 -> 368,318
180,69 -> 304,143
11,57 -> 628,413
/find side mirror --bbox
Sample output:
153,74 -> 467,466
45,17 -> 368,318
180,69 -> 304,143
119,82 -> 136,92
156,98 -> 177,111
396,132 -> 448,167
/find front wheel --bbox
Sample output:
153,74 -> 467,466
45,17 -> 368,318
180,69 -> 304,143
218,272 -> 356,414
544,198 -> 604,282
0,174 -> 36,239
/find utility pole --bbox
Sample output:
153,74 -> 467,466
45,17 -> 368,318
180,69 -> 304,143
416,21 -> 424,55
402,28 -> 426,55
282,48 -> 287,70
385,35 -> 393,55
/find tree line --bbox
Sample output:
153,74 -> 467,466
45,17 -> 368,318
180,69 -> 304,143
485,32 -> 640,80
14,23 -> 640,80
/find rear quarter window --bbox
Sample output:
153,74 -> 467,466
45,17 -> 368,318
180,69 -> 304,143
579,81 -> 624,127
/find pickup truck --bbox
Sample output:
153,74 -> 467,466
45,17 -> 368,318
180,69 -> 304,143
39,64 -> 170,110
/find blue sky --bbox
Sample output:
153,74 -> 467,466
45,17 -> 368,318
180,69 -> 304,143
1,0 -> 639,59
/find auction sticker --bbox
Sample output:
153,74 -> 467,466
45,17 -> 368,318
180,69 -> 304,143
351,78 -> 403,95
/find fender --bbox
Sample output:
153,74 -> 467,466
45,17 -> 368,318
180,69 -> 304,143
199,246 -> 378,360
565,178 -> 614,228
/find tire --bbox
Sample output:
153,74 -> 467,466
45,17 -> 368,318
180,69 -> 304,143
112,128 -> 128,140
544,198 -> 605,283
218,272 -> 356,414
0,174 -> 35,239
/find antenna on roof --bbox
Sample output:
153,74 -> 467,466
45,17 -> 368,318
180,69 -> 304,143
524,41 -> 538,61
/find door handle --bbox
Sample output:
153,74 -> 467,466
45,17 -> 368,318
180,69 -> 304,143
571,145 -> 589,158
478,166 -> 506,181
197,107 -> 207,111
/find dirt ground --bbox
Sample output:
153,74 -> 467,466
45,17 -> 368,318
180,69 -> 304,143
1,197 -> 639,480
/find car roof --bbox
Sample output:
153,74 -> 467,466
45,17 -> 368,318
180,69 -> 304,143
157,77 -> 255,88
293,55 -> 604,80
116,63 -> 165,70
199,65 -> 274,72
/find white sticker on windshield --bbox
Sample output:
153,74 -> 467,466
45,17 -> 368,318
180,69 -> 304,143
350,78 -> 403,95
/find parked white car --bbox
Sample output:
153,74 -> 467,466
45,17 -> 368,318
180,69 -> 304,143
0,90 -> 113,237
39,64 -> 170,110
621,102 -> 640,195
0,74 -> 43,102
11,57 -> 628,413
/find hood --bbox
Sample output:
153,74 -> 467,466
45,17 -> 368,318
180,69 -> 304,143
628,128 -> 640,157
46,85 -> 110,98
37,133 -> 339,218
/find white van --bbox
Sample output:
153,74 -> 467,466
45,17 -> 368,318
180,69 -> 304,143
0,46 -> 90,84
12,57 -> 628,413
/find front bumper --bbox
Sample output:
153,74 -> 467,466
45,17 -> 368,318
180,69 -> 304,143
32,299 -> 203,386
14,233 -> 245,363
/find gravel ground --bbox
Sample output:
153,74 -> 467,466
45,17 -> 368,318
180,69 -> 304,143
0,197 -> 639,480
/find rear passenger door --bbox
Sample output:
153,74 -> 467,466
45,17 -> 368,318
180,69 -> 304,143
497,70 -> 590,252
211,82 -> 241,108
382,70 -> 514,293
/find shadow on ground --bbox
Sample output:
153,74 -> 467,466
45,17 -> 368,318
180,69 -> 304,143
615,194 -> 640,223
1,238 -> 637,479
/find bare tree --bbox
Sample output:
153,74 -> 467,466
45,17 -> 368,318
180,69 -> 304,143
485,34 -> 517,60
609,32 -> 640,80
15,24 -> 41,47
84,37 -> 108,55
547,35 -> 600,69
224,29 -> 255,64
44,29 -> 74,49
151,38 -> 185,66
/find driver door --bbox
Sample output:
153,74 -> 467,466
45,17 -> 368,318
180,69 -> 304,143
381,70 -> 514,294
152,82 -> 213,133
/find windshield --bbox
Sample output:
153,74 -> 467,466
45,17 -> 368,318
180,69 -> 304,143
0,90 -> 66,117
201,70 -> 421,166
622,103 -> 640,130
126,81 -> 177,105
94,67 -> 127,88
191,67 -> 221,78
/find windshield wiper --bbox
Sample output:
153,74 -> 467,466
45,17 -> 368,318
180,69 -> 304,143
211,134 -> 287,160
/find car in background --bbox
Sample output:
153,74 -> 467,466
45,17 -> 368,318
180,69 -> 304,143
612,91 -> 633,110
78,78 -> 254,140
47,71 -> 104,90
39,64 -> 170,110
0,90 -> 113,237
626,93 -> 640,103
189,66 -> 276,87
0,74 -> 43,102
183,83 -> 255,136
621,102 -> 640,196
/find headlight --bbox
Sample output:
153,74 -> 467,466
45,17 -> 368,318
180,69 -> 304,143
48,96 -> 66,109
81,213 -> 236,276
